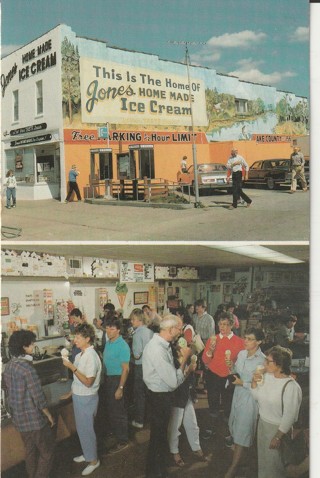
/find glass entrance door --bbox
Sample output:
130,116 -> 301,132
91,151 -> 113,180
139,149 -> 155,179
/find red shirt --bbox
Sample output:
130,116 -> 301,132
202,333 -> 244,377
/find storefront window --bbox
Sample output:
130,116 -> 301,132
5,148 -> 35,183
5,146 -> 60,184
36,147 -> 60,183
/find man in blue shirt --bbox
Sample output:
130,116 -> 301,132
103,318 -> 130,454
65,164 -> 82,202
142,314 -> 192,478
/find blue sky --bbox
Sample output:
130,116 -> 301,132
1,0 -> 309,97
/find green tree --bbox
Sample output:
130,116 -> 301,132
61,37 -> 80,124
275,98 -> 287,122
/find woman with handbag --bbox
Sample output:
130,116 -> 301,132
224,328 -> 265,478
251,346 -> 302,478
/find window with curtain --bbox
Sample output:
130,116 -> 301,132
13,90 -> 19,122
36,80 -> 43,115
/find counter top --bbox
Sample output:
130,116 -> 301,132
43,378 -> 72,407
2,379 -> 72,428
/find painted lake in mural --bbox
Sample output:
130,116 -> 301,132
207,112 -> 279,142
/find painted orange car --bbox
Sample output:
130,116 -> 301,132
177,163 -> 232,194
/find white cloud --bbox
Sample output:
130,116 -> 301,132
289,26 -> 309,42
1,44 -> 22,58
190,50 -> 221,65
207,30 -> 267,49
229,58 -> 296,85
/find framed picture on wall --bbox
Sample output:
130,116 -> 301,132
223,284 -> 233,295
134,291 -> 149,305
220,271 -> 235,281
1,297 -> 10,315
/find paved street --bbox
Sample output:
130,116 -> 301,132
1,187 -> 309,242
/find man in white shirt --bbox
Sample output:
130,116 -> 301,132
142,315 -> 192,478
226,149 -> 252,210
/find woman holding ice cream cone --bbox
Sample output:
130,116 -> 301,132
224,328 -> 265,478
202,313 -> 244,433
60,323 -> 102,476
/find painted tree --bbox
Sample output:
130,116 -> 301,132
61,37 -> 80,124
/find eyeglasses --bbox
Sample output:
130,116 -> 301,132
265,358 -> 275,363
244,337 -> 256,341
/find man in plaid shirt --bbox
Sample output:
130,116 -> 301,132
3,330 -> 55,478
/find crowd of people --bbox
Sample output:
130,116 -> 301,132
2,300 -> 308,478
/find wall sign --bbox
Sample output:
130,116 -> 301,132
80,58 -> 207,126
10,134 -> 52,147
120,262 -> 154,282
134,291 -> 149,305
10,123 -> 47,136
1,297 -> 10,316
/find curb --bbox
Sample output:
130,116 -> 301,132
84,199 -> 193,210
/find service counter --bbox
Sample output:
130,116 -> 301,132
1,379 -> 76,472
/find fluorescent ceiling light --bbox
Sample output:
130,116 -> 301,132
206,245 -> 304,264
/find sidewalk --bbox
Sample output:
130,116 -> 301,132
1,188 -> 309,242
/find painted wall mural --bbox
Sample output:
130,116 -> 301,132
61,26 -> 309,141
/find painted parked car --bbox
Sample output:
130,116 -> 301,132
244,158 -> 310,190
177,163 -> 232,194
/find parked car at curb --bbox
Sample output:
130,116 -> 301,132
244,158 -> 310,190
177,163 -> 232,195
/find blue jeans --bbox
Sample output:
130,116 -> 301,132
6,187 -> 16,207
73,393 -> 99,462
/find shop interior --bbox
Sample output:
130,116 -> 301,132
1,243 -> 310,477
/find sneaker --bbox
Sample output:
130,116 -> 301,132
225,435 -> 234,448
6,206 -> 11,209
131,420 -> 143,429
108,442 -> 129,454
201,428 -> 216,440
73,455 -> 86,463
81,460 -> 100,476
12,205 -> 16,208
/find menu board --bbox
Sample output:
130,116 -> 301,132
119,262 -> 154,282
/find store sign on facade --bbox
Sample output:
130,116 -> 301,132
10,134 -> 52,147
80,58 -> 207,126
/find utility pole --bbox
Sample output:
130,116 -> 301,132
168,41 -> 206,207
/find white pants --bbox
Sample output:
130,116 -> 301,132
167,399 -> 200,454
